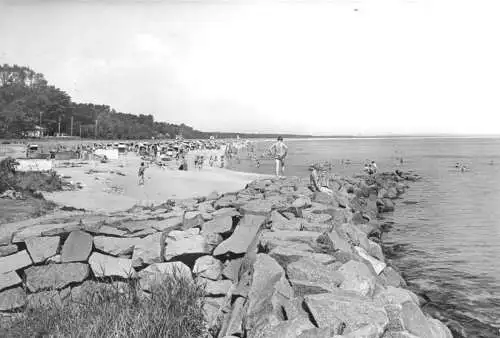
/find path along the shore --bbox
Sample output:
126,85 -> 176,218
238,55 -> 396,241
0,168 -> 456,337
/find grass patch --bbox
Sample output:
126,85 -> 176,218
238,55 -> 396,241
1,271 -> 207,338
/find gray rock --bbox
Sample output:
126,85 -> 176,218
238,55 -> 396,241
297,321 -> 345,337
0,287 -> 26,311
225,296 -> 246,336
0,271 -> 22,291
88,252 -> 135,278
164,229 -> 210,261
374,286 -> 420,307
0,244 -> 18,257
131,232 -> 162,267
183,211 -> 204,230
269,246 -> 333,269
222,258 -> 243,281
400,300 -> 434,337
261,317 -> 316,338
271,219 -> 303,231
338,260 -> 377,297
201,278 -> 232,296
86,225 -> 127,237
152,216 -> 183,231
61,230 -> 93,263
213,215 -> 266,256
355,246 -> 386,275
201,216 -> 233,235
292,196 -> 312,209
245,254 -> 294,337
25,236 -> 60,263
203,232 -> 223,254
25,263 -> 89,292
93,236 -> 140,256
193,255 -> 223,280
304,290 -> 388,332
240,199 -> 274,216
0,250 -> 32,274
379,266 -> 407,288
12,222 -> 79,243
312,191 -> 338,206
260,231 -> 320,250
316,230 -> 353,254
214,195 -> 237,209
212,207 -> 240,218
138,262 -> 192,291
427,317 -> 453,338
287,257 -> 344,295
301,222 -> 331,232
302,212 -> 332,224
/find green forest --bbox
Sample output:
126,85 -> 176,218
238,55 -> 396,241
0,64 -> 317,140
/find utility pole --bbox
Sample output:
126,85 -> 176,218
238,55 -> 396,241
58,116 -> 61,136
70,116 -> 74,137
39,112 -> 43,137
95,119 -> 98,139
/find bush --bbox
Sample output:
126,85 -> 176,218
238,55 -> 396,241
1,271 -> 208,338
0,157 -> 64,195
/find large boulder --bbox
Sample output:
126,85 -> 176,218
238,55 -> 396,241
182,211 -> 204,230
200,278 -> 232,296
93,236 -> 140,256
222,258 -> 243,282
151,216 -> 183,231
88,252 -> 135,278
245,254 -> 294,337
24,263 -> 89,292
0,244 -> 18,257
269,246 -> 333,269
193,255 -> 223,280
25,236 -> 60,263
0,287 -> 26,311
355,246 -> 386,275
61,230 -> 93,263
0,271 -> 22,291
338,260 -> 377,297
304,290 -> 388,332
240,199 -> 274,216
164,228 -> 210,261
287,257 -> 345,296
0,250 -> 32,274
400,300 -> 437,338
12,222 -> 79,243
212,207 -> 240,218
201,216 -> 233,235
138,262 -> 192,291
316,230 -> 353,254
213,215 -> 266,256
131,232 -> 163,267
260,231 -> 320,251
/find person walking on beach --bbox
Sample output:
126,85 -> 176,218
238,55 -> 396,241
138,162 -> 146,185
269,136 -> 288,177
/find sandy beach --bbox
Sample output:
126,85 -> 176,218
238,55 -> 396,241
43,153 -> 267,213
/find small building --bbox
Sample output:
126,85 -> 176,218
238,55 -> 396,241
24,125 -> 46,138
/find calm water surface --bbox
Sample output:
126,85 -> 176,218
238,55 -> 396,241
229,137 -> 500,337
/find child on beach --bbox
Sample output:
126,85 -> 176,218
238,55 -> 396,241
138,162 -> 146,185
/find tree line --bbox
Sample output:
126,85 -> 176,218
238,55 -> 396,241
0,64 -> 319,140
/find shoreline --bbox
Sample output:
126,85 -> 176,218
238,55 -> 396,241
0,168 -> 456,337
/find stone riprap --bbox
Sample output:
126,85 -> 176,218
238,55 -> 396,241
0,170 -> 454,338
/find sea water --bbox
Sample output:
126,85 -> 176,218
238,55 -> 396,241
227,137 -> 500,337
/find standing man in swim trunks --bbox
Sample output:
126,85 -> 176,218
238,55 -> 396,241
269,136 -> 288,177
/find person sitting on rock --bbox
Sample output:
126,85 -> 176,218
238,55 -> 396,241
309,165 -> 333,195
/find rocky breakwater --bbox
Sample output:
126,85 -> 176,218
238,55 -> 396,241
0,169 -> 452,338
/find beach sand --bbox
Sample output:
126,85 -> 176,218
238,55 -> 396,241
44,153 -> 268,213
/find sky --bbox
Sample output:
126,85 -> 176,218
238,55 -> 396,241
1,0 -> 499,136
